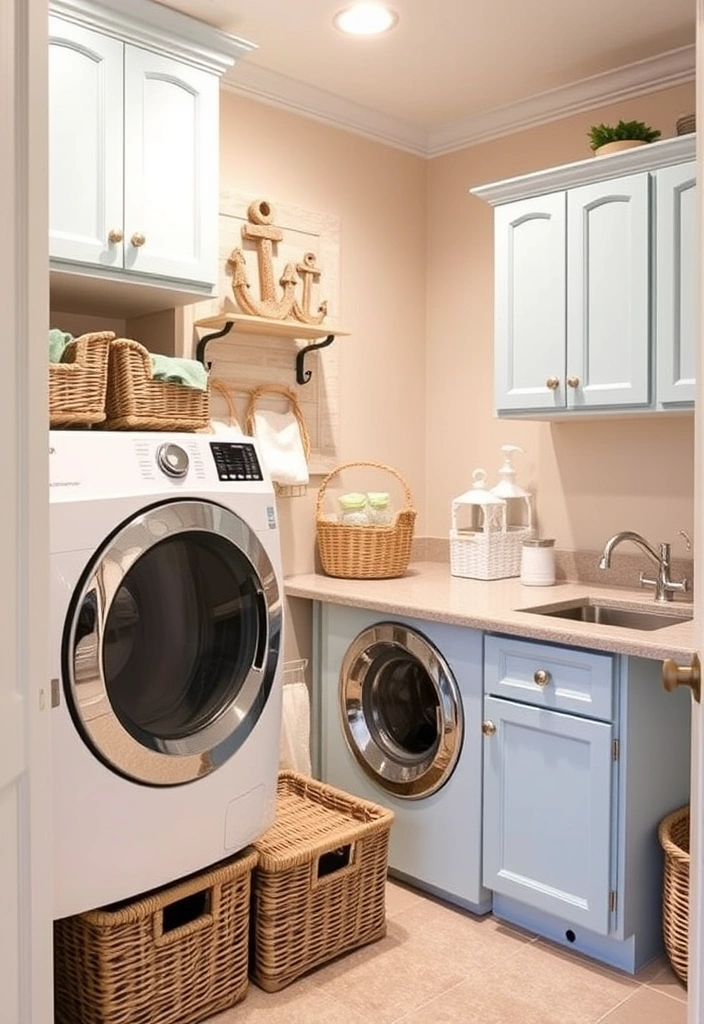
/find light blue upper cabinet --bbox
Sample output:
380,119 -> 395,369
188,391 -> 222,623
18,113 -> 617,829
566,174 -> 650,409
493,193 -> 566,412
473,136 -> 696,418
655,162 -> 697,406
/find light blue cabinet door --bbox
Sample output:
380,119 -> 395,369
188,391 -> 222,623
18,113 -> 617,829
656,162 -> 696,406
494,193 -> 567,412
566,174 -> 651,408
483,695 -> 614,934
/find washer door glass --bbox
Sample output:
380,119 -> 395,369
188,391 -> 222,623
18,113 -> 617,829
340,622 -> 463,799
64,499 -> 281,786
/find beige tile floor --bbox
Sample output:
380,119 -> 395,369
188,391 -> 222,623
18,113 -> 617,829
211,878 -> 688,1024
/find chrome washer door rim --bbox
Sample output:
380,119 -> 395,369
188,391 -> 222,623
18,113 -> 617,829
340,622 -> 463,799
64,499 -> 281,786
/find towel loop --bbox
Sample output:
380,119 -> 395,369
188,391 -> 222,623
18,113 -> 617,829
208,377 -> 243,432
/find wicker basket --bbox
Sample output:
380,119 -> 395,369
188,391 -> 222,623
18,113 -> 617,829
659,805 -> 690,985
316,461 -> 416,579
49,331 -> 114,428
450,526 -> 530,581
53,847 -> 258,1024
105,338 -> 210,431
250,771 -> 394,992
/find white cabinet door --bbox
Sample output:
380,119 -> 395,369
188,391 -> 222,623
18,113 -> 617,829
566,174 -> 651,409
494,193 -> 567,412
656,162 -> 697,406
48,16 -> 123,267
483,695 -> 614,934
123,46 -> 218,285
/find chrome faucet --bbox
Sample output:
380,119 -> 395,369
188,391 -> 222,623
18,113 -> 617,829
598,530 -> 688,603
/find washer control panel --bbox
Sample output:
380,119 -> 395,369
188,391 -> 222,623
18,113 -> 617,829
209,441 -> 264,481
156,442 -> 190,479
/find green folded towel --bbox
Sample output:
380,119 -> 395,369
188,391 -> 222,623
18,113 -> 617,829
149,354 -> 208,391
48,328 -> 73,363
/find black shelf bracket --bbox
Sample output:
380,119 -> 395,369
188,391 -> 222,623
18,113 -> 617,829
296,334 -> 335,385
196,321 -> 234,368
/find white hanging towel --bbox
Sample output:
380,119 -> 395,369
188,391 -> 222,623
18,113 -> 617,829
245,384 -> 311,488
252,406 -> 309,486
280,680 -> 312,775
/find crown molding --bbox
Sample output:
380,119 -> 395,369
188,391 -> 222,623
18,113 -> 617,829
224,45 -> 696,159
471,134 -> 696,206
50,0 -> 256,76
222,62 -> 430,156
427,45 -> 696,157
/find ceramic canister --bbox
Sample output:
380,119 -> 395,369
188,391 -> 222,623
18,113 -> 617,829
520,538 -> 556,586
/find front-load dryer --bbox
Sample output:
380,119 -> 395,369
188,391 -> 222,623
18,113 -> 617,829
317,602 -> 491,914
50,430 -> 283,919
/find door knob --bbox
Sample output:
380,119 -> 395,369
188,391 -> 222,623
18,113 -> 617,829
546,376 -> 560,390
482,720 -> 497,736
567,376 -> 580,388
662,653 -> 701,703
130,232 -> 146,248
107,228 -> 123,244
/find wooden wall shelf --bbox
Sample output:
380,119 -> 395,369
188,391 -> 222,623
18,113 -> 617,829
194,312 -> 350,384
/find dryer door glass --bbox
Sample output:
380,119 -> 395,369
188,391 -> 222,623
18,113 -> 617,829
64,499 -> 281,785
340,622 -> 463,799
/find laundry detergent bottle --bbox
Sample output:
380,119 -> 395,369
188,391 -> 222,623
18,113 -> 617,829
490,444 -> 534,536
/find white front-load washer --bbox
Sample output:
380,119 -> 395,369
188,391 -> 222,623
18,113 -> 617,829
50,430 -> 283,920
317,602 -> 491,914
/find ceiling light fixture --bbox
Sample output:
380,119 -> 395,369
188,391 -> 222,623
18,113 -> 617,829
333,3 -> 399,36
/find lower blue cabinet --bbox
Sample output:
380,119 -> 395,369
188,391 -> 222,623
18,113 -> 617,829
483,633 -> 691,973
483,695 -> 614,935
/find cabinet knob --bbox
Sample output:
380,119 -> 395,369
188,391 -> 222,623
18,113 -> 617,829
482,720 -> 497,736
546,376 -> 560,390
663,653 -> 701,703
567,375 -> 580,389
107,228 -> 123,244
533,669 -> 552,687
130,232 -> 146,248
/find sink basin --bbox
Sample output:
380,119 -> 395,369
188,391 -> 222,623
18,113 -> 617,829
521,600 -> 693,632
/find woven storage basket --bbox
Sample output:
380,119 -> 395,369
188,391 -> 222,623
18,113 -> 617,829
250,771 -> 394,992
53,847 -> 258,1024
450,526 -> 530,581
659,804 -> 690,985
105,338 -> 210,431
316,461 -> 416,579
49,331 -> 114,428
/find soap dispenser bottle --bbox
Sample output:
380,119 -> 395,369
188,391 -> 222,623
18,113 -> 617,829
491,444 -> 534,537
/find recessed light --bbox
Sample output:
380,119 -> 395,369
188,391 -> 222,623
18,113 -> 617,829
333,3 -> 398,36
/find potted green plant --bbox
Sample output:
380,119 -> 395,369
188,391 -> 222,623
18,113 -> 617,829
588,119 -> 661,157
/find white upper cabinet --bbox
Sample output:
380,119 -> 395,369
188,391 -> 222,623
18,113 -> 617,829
474,135 -> 696,418
49,0 -> 254,312
122,46 -> 218,283
655,161 -> 697,406
49,18 -> 124,268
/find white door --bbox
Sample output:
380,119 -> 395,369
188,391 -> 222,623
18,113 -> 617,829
2,0 -> 52,1022
123,45 -> 218,284
566,173 -> 651,409
689,9 -> 704,1023
48,15 -> 123,267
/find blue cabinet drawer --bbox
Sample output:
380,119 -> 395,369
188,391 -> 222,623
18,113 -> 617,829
484,634 -> 615,721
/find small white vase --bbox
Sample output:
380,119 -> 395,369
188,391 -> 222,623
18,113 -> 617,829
594,139 -> 649,158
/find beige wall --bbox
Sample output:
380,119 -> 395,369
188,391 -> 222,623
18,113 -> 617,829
427,83 -> 696,554
219,83 -> 697,582
219,92 -> 428,577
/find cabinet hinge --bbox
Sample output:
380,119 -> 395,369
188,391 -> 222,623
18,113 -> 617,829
609,890 -> 618,913
612,739 -> 620,761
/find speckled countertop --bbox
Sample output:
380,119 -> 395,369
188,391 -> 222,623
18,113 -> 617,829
284,561 -> 696,663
